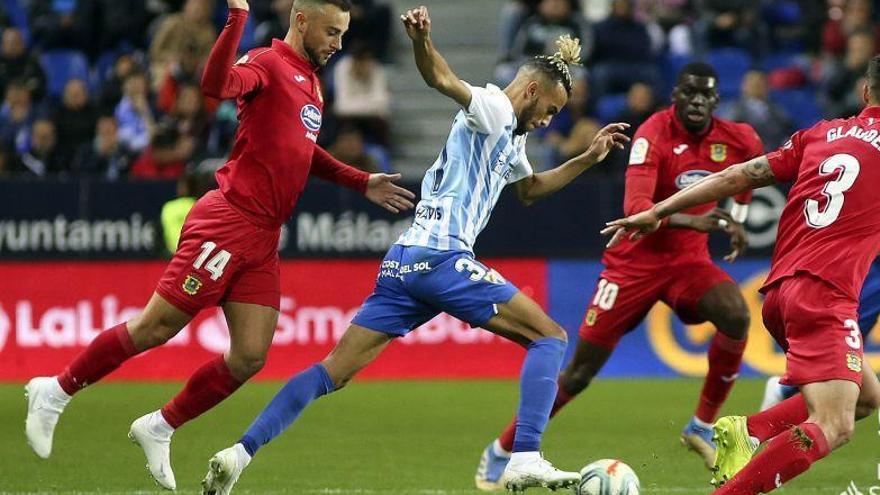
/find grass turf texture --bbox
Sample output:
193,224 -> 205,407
1,379 -> 878,494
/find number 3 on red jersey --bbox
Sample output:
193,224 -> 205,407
193,241 -> 232,281
804,153 -> 860,228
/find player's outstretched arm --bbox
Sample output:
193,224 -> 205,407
602,155 -> 775,247
201,0 -> 268,100
515,123 -> 629,205
401,6 -> 471,108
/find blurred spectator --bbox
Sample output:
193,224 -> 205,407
822,29 -> 875,116
11,119 -> 66,176
723,70 -> 793,150
0,144 -> 10,178
0,28 -> 46,101
81,0 -> 152,55
161,172 -> 201,254
157,40 -> 218,114
53,79 -> 99,165
614,82 -> 657,131
832,75 -> 869,120
166,83 -> 210,158
694,0 -> 764,55
497,0 -> 584,84
498,0 -> 543,58
72,115 -> 136,179
332,44 -> 390,147
343,0 -> 393,61
115,72 -> 156,153
28,0 -> 89,52
328,126 -> 379,173
130,124 -> 192,179
822,0 -> 880,58
149,0 -> 216,91
589,0 -> 657,96
0,81 -> 35,153
99,53 -> 140,112
254,0 -> 293,48
638,0 -> 694,55
535,76 -> 599,166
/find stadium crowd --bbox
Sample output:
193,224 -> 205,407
0,0 -> 875,179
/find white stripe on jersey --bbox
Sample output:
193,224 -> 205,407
396,83 -> 533,254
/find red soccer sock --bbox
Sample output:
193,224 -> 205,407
57,323 -> 139,395
160,356 -> 243,429
695,332 -> 746,423
747,394 -> 809,443
713,422 -> 829,495
498,381 -> 575,452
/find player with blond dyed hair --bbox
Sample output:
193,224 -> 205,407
201,6 -> 629,494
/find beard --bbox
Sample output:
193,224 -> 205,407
304,43 -> 325,67
515,100 -> 539,135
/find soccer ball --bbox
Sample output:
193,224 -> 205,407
577,459 -> 640,495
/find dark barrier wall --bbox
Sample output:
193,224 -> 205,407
0,176 -> 788,259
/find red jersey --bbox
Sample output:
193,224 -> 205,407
603,106 -> 763,272
763,106 -> 880,299
201,9 -> 369,230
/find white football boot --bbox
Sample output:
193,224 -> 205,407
501,452 -> 580,493
25,376 -> 71,459
760,375 -> 785,411
201,443 -> 252,495
129,411 -> 177,490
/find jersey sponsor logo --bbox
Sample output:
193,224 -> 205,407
300,104 -> 322,132
629,137 -> 649,165
182,274 -> 203,296
710,143 -> 727,162
675,169 -> 712,189
294,74 -> 307,83
415,204 -> 443,221
673,144 -> 688,155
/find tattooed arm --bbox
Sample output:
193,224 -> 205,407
602,156 -> 776,246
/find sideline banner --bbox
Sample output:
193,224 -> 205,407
0,259 -> 541,381
3,259 -> 875,381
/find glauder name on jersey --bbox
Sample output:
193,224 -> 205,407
826,124 -> 880,149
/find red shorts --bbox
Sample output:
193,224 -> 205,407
156,190 -> 281,316
762,274 -> 863,387
578,262 -> 733,349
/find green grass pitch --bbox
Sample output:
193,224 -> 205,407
1,379 -> 878,494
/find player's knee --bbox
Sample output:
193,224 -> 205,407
539,322 -> 568,343
714,303 -> 750,338
816,413 -> 856,448
226,352 -> 266,379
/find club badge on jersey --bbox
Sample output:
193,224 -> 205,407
710,143 -> 727,162
182,274 -> 203,296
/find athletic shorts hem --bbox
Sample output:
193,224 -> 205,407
155,285 -> 201,317
780,373 -> 863,388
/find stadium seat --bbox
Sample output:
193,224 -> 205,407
40,50 -> 90,99
3,0 -> 30,43
659,53 -> 693,95
770,88 -> 822,129
90,50 -> 118,93
761,50 -> 800,72
707,48 -> 753,99
596,93 -> 628,124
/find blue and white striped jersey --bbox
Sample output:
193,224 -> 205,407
396,82 -> 533,253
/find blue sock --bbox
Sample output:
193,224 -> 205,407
780,384 -> 799,399
238,364 -> 335,456
512,337 -> 566,453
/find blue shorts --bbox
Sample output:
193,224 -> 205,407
351,244 -> 519,336
859,258 -> 880,334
